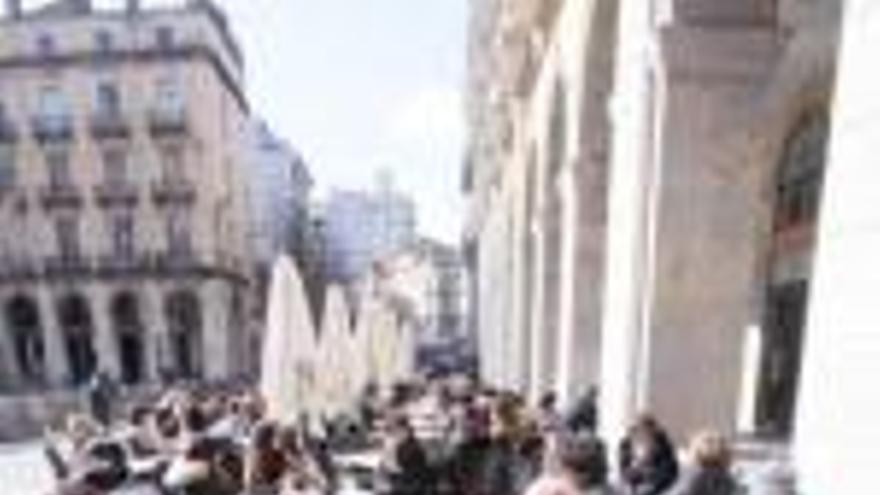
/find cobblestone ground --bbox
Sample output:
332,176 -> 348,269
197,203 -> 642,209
0,441 -> 52,495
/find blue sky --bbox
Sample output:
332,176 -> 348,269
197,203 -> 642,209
217,0 -> 467,243
21,0 -> 468,242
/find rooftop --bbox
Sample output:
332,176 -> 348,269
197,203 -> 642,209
1,0 -> 243,68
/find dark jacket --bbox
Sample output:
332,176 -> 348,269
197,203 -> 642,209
619,432 -> 679,495
389,436 -> 433,495
667,466 -> 740,495
448,437 -> 492,495
483,436 -> 533,495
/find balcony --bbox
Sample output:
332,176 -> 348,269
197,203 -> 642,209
0,120 -> 19,144
0,184 -> 13,203
148,107 -> 188,136
89,111 -> 130,139
152,179 -> 196,206
40,184 -> 83,209
154,250 -> 199,276
95,182 -> 139,208
31,115 -> 74,142
96,253 -> 151,278
154,250 -> 247,283
44,255 -> 92,278
0,256 -> 39,283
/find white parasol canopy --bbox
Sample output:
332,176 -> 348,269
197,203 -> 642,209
260,256 -> 318,423
316,285 -> 354,419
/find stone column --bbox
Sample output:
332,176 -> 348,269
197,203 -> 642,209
527,188 -> 564,403
37,287 -> 69,387
643,21 -> 779,441
477,218 -> 497,387
201,280 -> 232,381
555,159 -> 606,408
528,220 -> 548,402
143,283 -> 167,383
599,1 -> 779,443
597,0 -> 656,445
494,205 -> 516,389
89,286 -> 122,380
794,1 -> 880,492
479,205 -> 512,389
555,168 -> 580,407
510,174 -> 534,393
543,195 -> 563,392
477,226 -> 499,387
0,311 -> 22,390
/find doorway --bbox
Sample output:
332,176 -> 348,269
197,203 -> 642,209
756,281 -> 808,437
756,109 -> 829,438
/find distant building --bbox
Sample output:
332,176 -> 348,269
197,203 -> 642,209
0,0 -> 252,408
322,177 -> 416,283
246,120 -> 313,270
244,120 -> 317,374
358,239 -> 471,372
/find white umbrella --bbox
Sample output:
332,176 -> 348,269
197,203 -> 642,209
353,297 -> 382,393
370,305 -> 403,392
343,300 -> 369,406
316,286 -> 353,419
395,320 -> 417,381
260,256 -> 318,423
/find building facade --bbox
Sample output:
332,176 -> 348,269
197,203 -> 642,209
0,0 -> 252,399
322,176 -> 416,283
465,0 -> 875,490
244,119 -> 322,375
246,119 -> 313,270
362,239 -> 469,369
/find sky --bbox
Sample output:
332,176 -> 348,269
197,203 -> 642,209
215,0 -> 468,243
19,0 -> 468,243
206,0 -> 468,244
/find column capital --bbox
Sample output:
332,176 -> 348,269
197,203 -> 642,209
661,0 -> 777,27
658,23 -> 782,85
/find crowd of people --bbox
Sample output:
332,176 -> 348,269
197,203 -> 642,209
39,377 -> 745,495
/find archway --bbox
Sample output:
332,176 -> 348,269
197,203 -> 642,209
6,295 -> 45,384
757,109 -> 829,438
165,290 -> 203,379
57,294 -> 97,385
111,292 -> 144,385
228,288 -> 248,376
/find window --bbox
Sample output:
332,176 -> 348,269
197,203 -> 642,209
95,82 -> 121,115
167,210 -> 192,258
159,144 -> 185,183
111,214 -> 135,259
37,85 -> 69,121
45,148 -> 71,189
56,217 -> 81,260
95,30 -> 113,53
774,113 -> 829,231
102,148 -> 127,186
156,77 -> 183,115
156,26 -> 175,50
37,34 -> 56,57
0,148 -> 15,188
